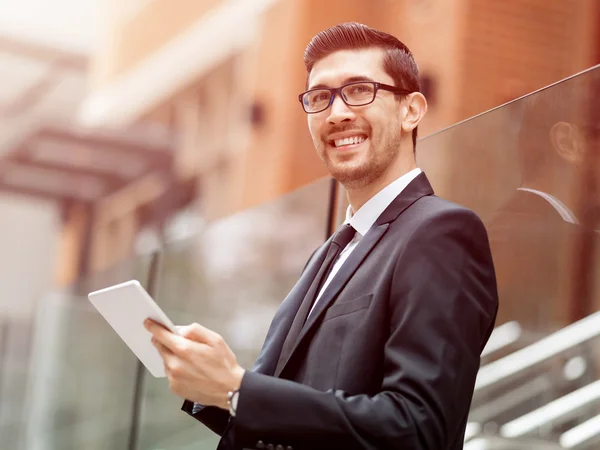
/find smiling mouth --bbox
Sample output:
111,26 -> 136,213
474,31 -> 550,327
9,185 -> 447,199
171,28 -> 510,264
329,135 -> 367,149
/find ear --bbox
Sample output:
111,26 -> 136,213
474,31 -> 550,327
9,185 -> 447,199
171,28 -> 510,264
401,92 -> 428,134
550,122 -> 583,164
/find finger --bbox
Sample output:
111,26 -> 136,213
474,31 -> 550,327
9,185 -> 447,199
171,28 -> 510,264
145,319 -> 183,353
179,322 -> 223,346
151,336 -> 173,357
144,318 -> 170,333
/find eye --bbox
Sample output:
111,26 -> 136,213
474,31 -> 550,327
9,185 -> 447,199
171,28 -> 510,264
348,83 -> 373,94
307,90 -> 330,103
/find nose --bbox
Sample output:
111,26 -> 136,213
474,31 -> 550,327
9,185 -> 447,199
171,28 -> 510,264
326,94 -> 356,125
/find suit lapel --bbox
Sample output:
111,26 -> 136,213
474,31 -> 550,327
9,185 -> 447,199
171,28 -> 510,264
375,172 -> 434,225
274,224 -> 388,377
274,172 -> 435,377
251,240 -> 332,376
291,223 -> 389,351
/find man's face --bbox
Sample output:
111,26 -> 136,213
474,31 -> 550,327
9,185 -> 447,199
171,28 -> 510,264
306,48 -> 406,188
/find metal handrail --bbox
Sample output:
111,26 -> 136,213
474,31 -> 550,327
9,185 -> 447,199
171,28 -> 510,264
464,436 -> 562,450
470,375 -> 552,424
500,380 -> 600,438
560,413 -> 600,449
464,422 -> 481,442
481,321 -> 522,359
475,312 -> 600,393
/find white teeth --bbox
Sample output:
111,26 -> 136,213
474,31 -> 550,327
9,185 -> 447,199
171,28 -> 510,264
334,136 -> 366,147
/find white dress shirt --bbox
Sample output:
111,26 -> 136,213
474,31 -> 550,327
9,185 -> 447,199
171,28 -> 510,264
308,168 -> 422,317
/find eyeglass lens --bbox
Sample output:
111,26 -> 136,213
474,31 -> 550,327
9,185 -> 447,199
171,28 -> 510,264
303,82 -> 376,112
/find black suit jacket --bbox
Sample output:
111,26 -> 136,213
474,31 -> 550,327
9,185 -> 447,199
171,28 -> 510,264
182,173 -> 498,450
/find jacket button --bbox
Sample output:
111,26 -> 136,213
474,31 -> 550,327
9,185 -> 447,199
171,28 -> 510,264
256,441 -> 265,449
266,444 -> 274,450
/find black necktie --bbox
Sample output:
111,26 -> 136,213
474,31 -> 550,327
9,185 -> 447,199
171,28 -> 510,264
275,224 -> 356,374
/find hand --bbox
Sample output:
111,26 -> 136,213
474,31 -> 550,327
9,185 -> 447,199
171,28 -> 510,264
144,319 -> 245,410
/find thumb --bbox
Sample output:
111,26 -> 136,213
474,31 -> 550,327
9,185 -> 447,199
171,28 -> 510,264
178,322 -> 223,346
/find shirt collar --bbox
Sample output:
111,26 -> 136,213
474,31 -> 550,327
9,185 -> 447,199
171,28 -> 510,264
345,168 -> 422,236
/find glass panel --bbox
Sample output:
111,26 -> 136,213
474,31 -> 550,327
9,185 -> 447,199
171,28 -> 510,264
419,66 -> 600,334
417,66 -> 600,446
9,256 -> 153,450
137,177 -> 332,449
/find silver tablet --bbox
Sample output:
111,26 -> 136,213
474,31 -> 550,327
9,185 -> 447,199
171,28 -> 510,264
88,279 -> 177,378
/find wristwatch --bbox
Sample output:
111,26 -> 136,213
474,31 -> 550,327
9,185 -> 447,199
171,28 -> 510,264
227,389 -> 240,417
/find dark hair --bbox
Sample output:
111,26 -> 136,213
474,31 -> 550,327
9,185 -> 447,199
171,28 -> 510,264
304,22 -> 421,151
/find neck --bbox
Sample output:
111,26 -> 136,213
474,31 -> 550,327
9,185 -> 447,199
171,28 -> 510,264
346,158 -> 417,213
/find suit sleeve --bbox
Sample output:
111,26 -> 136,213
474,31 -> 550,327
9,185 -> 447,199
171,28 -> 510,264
229,209 -> 498,450
181,400 -> 230,436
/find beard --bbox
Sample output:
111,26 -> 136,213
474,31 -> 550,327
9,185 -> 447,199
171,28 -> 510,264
319,126 -> 402,189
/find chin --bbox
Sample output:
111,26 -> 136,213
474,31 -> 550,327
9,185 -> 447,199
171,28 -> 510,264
330,166 -> 373,189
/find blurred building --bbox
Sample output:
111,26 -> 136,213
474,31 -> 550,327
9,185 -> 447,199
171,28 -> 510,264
0,0 -> 598,288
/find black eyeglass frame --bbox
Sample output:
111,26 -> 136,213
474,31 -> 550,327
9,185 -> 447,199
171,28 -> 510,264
298,81 -> 413,114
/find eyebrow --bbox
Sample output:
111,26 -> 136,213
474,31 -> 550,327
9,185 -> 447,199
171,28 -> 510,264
308,75 -> 376,91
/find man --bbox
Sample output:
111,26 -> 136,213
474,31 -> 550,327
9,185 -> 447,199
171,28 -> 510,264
486,70 -> 600,331
146,22 -> 498,450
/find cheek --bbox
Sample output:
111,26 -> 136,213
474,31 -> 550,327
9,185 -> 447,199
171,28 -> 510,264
307,117 -> 321,141
362,109 -> 387,136
373,111 -> 399,140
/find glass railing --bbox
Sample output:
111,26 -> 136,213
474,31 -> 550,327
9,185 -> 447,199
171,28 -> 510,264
15,257 -> 154,450
136,177 -> 332,450
418,65 -> 600,335
0,176 -> 332,450
1,66 -> 598,449
417,65 -> 600,447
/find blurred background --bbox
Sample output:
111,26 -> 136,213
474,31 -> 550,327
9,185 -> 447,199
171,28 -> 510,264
0,0 -> 599,449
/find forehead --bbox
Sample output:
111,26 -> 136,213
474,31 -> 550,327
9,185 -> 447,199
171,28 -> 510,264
308,48 -> 392,89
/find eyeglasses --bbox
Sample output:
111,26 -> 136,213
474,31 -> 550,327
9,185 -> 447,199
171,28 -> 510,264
299,81 -> 412,114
